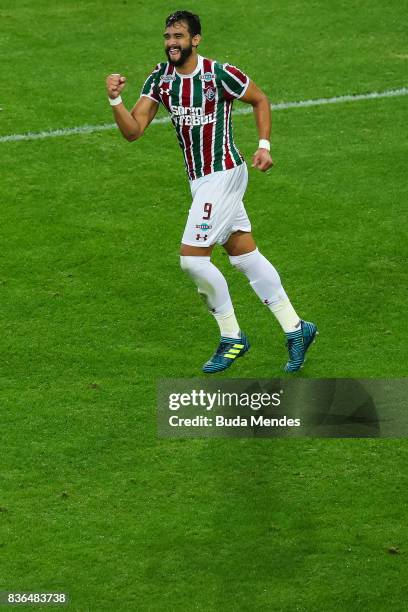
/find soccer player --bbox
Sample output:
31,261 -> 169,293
106,10 -> 317,373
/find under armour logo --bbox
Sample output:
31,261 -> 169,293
196,234 -> 208,241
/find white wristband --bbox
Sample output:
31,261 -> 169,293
258,139 -> 271,151
109,95 -> 123,106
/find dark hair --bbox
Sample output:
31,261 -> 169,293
165,11 -> 201,37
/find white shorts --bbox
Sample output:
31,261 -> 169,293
181,163 -> 251,246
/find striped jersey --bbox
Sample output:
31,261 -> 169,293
140,55 -> 249,181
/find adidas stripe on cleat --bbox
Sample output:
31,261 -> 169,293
284,320 -> 318,373
202,332 -> 250,373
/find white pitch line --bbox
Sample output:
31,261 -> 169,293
0,87 -> 407,144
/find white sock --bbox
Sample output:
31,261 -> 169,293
229,248 -> 300,333
268,300 -> 301,334
212,309 -> 240,339
180,256 -> 241,338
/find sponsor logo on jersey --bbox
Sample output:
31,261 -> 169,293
200,72 -> 216,82
161,74 -> 176,83
195,233 -> 208,241
204,87 -> 215,101
171,105 -> 205,116
170,105 -> 216,126
195,223 -> 212,231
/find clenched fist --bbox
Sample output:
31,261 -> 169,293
106,73 -> 127,99
251,148 -> 274,172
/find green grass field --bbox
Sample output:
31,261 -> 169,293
1,0 -> 408,610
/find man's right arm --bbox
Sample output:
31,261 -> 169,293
106,73 -> 159,142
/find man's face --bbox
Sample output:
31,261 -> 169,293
164,21 -> 197,66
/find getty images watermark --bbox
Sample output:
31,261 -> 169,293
167,388 -> 300,428
158,379 -> 408,438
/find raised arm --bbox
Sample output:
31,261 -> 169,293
106,73 -> 159,142
239,80 -> 274,172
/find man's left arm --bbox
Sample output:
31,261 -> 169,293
239,81 -> 273,172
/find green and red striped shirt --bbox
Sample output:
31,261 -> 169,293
140,55 -> 249,181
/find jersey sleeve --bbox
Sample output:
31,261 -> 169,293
218,63 -> 250,100
140,64 -> 161,103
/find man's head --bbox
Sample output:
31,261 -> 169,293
164,11 -> 201,67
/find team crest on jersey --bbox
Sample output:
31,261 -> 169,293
161,74 -> 176,83
204,87 -> 215,101
200,72 -> 216,82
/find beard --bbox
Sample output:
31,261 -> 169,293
165,42 -> 194,67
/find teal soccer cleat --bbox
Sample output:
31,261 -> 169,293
284,320 -> 318,372
202,332 -> 250,373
